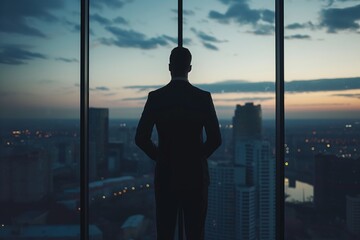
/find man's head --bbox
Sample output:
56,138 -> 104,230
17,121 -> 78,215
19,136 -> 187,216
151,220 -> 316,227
169,47 -> 192,78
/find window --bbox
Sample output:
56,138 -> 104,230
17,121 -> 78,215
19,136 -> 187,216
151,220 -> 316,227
284,0 -> 360,239
0,0 -> 82,239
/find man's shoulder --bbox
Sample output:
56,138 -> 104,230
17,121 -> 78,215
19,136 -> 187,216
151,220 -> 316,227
149,81 -> 211,99
148,85 -> 168,97
190,84 -> 210,96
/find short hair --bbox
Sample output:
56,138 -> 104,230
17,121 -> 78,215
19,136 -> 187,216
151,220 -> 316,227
169,47 -> 192,72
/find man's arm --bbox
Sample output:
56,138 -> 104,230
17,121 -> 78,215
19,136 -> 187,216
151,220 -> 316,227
203,92 -> 222,158
135,92 -> 158,161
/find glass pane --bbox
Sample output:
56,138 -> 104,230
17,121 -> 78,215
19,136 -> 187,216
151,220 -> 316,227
0,0 -> 83,239
185,0 -> 276,239
284,1 -> 360,239
89,1 -> 176,239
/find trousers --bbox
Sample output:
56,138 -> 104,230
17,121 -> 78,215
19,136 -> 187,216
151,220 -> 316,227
154,183 -> 208,240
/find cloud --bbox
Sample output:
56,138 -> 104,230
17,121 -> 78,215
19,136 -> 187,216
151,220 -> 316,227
122,96 -> 274,103
104,92 -> 117,97
0,45 -> 47,65
122,96 -> 148,101
320,4 -> 360,33
249,24 -> 275,35
191,28 -> 226,50
90,13 -> 112,26
203,42 -> 219,51
0,0 -> 63,37
55,57 -> 78,63
91,86 -> 110,91
161,35 -> 192,45
171,9 -> 195,16
208,1 -> 275,36
113,16 -> 128,25
124,77 -> 360,94
261,9 -> 275,24
214,97 -> 274,102
101,26 -> 180,49
285,21 -> 317,30
217,0 -> 248,5
333,93 -> 360,99
209,2 -> 274,25
285,34 -> 311,40
91,0 -> 129,10
191,28 -> 224,43
325,0 -> 356,7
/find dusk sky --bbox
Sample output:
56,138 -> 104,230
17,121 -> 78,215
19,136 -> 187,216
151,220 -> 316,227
1,0 -> 360,119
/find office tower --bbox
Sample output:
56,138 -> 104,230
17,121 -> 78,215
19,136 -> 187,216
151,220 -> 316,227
235,140 -> 275,240
0,147 -> 52,202
256,141 -> 275,240
314,154 -> 360,217
232,103 -> 262,142
233,103 -> 275,240
89,108 -> 109,178
107,142 -> 124,175
206,162 -> 236,240
346,195 -> 360,236
236,185 -> 256,240
206,103 -> 275,240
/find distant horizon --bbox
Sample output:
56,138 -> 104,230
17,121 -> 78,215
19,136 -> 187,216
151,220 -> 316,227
1,117 -> 359,122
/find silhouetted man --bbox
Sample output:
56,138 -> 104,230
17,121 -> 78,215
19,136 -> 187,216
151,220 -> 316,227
135,47 -> 221,240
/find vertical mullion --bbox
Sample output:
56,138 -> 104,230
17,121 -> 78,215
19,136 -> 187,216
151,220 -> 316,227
275,0 -> 285,240
80,0 -> 89,239
178,0 -> 183,47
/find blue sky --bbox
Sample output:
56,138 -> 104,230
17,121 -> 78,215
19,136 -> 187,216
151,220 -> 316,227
1,0 -> 360,119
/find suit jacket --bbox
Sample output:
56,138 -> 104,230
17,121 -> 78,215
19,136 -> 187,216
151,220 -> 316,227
135,80 -> 221,190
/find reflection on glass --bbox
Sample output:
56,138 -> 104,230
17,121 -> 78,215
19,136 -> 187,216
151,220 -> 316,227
284,1 -> 360,239
0,0 -> 85,239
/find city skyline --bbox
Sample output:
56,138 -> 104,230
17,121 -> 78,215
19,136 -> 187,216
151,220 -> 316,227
1,0 -> 360,119
1,103 -> 359,239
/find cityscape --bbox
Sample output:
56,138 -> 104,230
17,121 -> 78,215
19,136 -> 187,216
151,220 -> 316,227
1,0 -> 360,239
1,104 -> 359,239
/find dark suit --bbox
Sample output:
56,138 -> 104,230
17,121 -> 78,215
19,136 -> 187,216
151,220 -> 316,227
135,80 -> 221,240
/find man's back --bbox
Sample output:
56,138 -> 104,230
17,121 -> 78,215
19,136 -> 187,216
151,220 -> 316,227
136,80 -> 221,189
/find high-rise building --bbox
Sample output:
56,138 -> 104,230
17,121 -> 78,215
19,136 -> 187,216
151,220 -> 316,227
233,103 -> 275,240
315,154 -> 360,217
232,103 -> 262,142
206,161 -> 236,240
235,140 -> 275,240
206,103 -> 275,240
256,141 -> 275,240
107,142 -> 123,175
0,147 -> 52,202
89,108 -> 109,178
236,185 -> 256,240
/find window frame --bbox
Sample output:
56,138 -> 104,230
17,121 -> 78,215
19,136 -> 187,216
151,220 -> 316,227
79,0 -> 285,239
